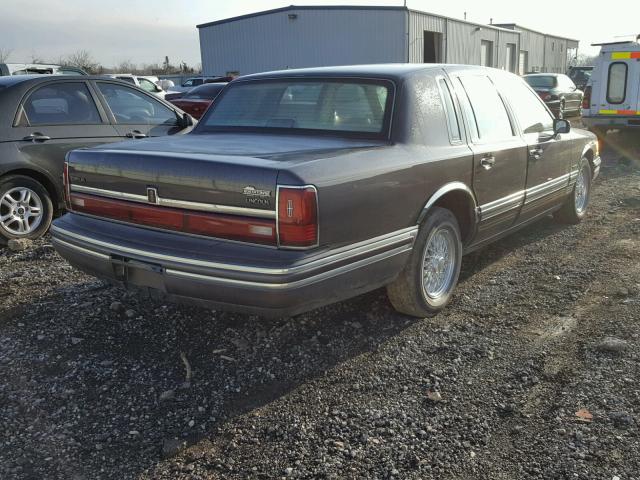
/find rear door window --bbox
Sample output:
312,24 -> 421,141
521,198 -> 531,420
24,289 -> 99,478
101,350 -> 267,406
458,75 -> 514,143
22,82 -> 102,126
607,62 -> 627,104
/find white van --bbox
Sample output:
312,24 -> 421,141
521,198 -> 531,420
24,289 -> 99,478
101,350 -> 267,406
582,38 -> 640,138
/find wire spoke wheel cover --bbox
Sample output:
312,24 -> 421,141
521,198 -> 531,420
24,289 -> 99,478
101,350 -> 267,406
0,187 -> 44,236
574,164 -> 589,214
421,226 -> 457,300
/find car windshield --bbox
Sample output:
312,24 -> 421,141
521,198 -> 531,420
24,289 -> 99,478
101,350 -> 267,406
184,83 -> 226,100
198,79 -> 392,137
569,69 -> 592,83
524,76 -> 557,88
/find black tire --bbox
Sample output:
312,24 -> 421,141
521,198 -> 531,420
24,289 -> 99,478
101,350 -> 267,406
386,207 -> 462,317
554,160 -> 592,225
0,175 -> 53,245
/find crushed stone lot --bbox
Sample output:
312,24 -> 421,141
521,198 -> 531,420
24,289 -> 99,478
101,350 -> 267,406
1,133 -> 639,480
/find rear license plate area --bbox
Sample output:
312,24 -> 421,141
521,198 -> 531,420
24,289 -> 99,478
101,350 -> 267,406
111,255 -> 165,290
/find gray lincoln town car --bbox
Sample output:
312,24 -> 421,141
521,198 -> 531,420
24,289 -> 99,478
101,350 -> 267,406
51,64 -> 600,317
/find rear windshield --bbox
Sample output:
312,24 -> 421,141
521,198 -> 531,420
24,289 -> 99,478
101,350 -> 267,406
184,83 -> 226,100
524,76 -> 557,88
197,79 -> 393,138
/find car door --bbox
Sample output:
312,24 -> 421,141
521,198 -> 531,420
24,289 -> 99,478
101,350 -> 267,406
451,73 -> 528,242
8,80 -> 121,195
93,81 -> 184,139
497,75 -> 573,221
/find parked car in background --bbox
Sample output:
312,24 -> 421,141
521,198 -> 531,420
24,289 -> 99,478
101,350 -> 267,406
568,65 -> 593,90
168,76 -> 232,93
168,82 -> 227,119
523,73 -> 583,118
52,65 -> 599,318
0,75 -> 196,244
105,74 -> 166,98
1,63 -> 88,76
582,39 -> 640,140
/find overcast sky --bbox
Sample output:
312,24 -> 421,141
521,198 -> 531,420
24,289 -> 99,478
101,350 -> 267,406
2,0 -> 638,67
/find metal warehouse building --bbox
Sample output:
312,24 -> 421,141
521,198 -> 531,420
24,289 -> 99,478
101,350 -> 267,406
197,5 -> 579,76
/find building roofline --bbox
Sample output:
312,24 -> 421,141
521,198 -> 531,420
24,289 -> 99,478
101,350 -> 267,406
196,5 -> 406,29
407,9 -> 518,34
196,5 -> 579,45
493,23 -> 579,43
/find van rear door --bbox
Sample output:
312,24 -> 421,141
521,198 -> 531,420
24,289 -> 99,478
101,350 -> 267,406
595,51 -> 640,116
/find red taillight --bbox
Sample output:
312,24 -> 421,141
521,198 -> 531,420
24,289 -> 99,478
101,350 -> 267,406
277,186 -> 318,248
582,86 -> 591,109
69,193 -> 277,245
63,162 -> 71,209
538,92 -> 551,101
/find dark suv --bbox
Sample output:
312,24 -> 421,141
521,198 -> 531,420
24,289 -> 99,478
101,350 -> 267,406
52,65 -> 600,317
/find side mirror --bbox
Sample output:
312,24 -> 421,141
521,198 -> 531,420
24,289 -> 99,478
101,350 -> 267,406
179,112 -> 194,128
553,118 -> 571,135
155,85 -> 163,92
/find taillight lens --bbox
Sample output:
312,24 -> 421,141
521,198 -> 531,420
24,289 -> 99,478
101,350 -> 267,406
69,193 -> 277,245
538,92 -> 551,101
63,162 -> 71,210
277,186 -> 318,248
582,86 -> 591,109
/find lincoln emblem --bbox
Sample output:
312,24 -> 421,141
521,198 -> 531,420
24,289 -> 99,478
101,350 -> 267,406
147,187 -> 159,204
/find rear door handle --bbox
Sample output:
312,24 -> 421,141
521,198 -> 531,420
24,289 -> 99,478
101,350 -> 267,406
480,155 -> 496,170
23,132 -> 51,142
125,130 -> 147,139
529,147 -> 544,160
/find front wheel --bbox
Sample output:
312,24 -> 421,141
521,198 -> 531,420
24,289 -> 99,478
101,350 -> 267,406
0,175 -> 53,245
387,207 -> 462,317
554,160 -> 592,224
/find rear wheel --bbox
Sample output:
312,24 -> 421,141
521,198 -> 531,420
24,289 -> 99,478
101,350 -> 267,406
554,160 -> 591,224
0,175 -> 53,245
387,207 -> 462,317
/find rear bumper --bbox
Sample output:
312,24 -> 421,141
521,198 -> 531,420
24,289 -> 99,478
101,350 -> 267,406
582,115 -> 640,130
51,214 -> 416,317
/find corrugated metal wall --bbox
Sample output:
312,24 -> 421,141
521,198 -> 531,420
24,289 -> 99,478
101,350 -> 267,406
407,12 -> 445,62
408,12 -> 519,71
199,8 -> 406,75
518,29 -> 546,72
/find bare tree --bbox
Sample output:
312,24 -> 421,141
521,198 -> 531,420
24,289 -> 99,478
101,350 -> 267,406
115,59 -> 138,74
63,49 -> 98,73
0,48 -> 12,63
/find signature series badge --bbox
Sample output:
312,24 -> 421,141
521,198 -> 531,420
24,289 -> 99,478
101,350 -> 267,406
242,186 -> 271,206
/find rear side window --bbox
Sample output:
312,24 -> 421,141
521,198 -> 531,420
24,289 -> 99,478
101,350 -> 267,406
437,78 -> 461,143
22,82 -> 101,126
607,62 -> 627,104
458,75 -> 514,142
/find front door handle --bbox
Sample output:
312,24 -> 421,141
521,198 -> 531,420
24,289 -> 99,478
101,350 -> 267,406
529,147 -> 544,160
480,155 -> 496,170
23,132 -> 51,143
125,130 -> 147,139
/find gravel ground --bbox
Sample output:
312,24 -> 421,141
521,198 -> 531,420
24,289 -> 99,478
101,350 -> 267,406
1,131 -> 639,480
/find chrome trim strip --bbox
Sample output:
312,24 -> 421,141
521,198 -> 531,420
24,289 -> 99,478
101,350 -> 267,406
165,245 -> 413,290
479,190 -> 525,220
51,237 -> 111,260
524,173 -> 570,204
70,184 -> 276,219
51,225 -> 418,277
